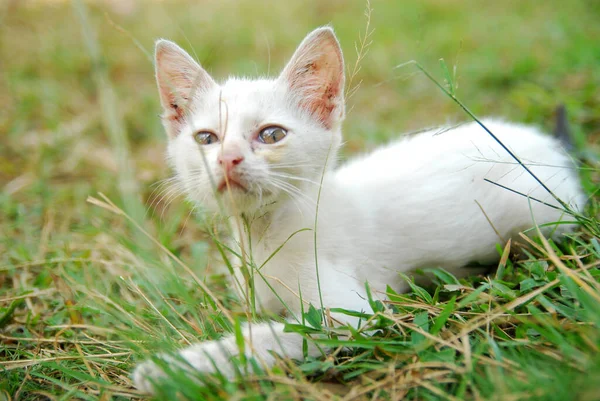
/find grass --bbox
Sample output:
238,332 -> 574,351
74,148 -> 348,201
1,0 -> 599,400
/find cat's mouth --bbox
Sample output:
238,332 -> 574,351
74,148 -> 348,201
217,178 -> 248,193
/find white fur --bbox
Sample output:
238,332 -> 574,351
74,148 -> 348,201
134,27 -> 584,393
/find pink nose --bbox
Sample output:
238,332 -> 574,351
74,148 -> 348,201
218,153 -> 244,174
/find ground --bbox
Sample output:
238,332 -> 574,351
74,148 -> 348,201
1,0 -> 599,400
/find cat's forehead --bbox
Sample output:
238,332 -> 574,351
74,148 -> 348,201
189,77 -> 289,130
218,78 -> 281,103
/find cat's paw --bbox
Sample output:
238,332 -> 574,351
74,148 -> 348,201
179,341 -> 236,376
132,359 -> 167,394
132,342 -> 236,393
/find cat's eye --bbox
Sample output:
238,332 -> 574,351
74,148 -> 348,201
194,131 -> 219,145
258,126 -> 287,144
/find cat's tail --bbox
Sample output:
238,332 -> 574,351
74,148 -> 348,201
554,104 -> 574,151
553,104 -> 589,214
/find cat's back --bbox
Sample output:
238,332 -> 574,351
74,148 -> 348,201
334,119 -> 577,198
315,119 -> 583,287
328,118 -> 583,245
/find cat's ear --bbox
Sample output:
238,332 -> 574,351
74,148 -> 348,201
278,27 -> 345,129
154,39 -> 216,136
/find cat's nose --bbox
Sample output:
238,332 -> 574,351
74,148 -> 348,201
218,153 -> 244,174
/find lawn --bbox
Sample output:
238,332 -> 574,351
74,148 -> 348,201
1,0 -> 599,400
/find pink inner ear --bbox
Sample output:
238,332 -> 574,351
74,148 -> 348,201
155,40 -> 216,135
296,63 -> 343,129
319,80 -> 342,126
157,68 -> 195,123
282,31 -> 345,129
156,65 -> 200,138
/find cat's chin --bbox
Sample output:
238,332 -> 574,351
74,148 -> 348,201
214,187 -> 277,216
217,178 -> 248,193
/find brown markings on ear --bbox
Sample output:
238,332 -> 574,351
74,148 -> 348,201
280,27 -> 345,129
167,101 -> 184,121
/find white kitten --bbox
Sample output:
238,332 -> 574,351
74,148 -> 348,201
133,27 -> 584,392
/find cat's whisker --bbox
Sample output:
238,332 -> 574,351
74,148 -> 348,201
147,177 -> 181,204
146,180 -> 185,219
179,204 -> 198,237
269,163 -> 324,171
268,178 -> 317,208
266,180 -> 307,217
146,186 -> 172,218
158,185 -> 188,221
266,182 -> 318,216
269,161 -> 321,166
267,172 -> 321,186
149,175 -> 181,188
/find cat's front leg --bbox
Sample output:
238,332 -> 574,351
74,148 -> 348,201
133,321 -> 320,393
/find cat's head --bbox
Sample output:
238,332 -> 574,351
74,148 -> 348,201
154,27 -> 345,215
